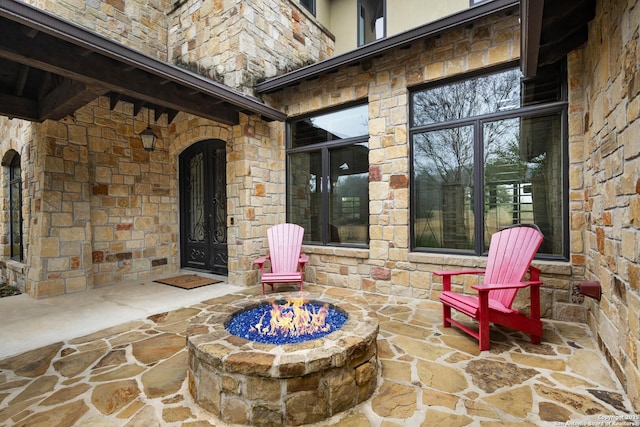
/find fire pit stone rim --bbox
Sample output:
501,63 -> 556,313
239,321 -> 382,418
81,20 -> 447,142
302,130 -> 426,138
187,293 -> 378,379
187,290 -> 380,425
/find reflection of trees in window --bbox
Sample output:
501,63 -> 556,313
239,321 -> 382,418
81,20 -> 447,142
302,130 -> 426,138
412,69 -> 521,126
413,126 -> 474,249
411,65 -> 567,258
329,147 -> 369,243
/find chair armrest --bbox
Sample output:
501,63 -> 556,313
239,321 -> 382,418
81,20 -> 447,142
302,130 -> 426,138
254,255 -> 270,274
254,255 -> 269,266
299,253 -> 309,270
433,269 -> 485,277
472,280 -> 543,292
434,269 -> 485,292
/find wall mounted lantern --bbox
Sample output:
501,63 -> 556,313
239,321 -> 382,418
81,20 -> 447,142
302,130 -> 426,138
139,109 -> 157,152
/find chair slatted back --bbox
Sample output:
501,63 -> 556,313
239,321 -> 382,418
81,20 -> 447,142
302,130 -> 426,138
484,225 -> 544,308
267,223 -> 304,273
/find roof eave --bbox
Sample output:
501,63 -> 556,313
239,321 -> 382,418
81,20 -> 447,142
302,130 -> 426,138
520,0 -> 544,78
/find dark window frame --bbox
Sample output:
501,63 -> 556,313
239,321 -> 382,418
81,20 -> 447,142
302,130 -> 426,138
286,102 -> 370,248
357,0 -> 386,47
8,153 -> 23,262
300,0 -> 316,16
409,62 -> 569,260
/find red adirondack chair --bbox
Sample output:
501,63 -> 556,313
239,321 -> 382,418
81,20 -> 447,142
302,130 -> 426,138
434,224 -> 544,351
254,223 -> 309,294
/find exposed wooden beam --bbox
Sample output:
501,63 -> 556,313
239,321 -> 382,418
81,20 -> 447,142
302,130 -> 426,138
20,26 -> 38,39
154,107 -> 165,121
538,26 -> 590,67
37,71 -> 51,100
109,93 -> 120,110
536,0 -> 595,68
0,92 -> 38,121
166,109 -> 179,123
0,0 -> 286,122
39,79 -> 106,120
133,100 -> 144,116
14,63 -> 29,96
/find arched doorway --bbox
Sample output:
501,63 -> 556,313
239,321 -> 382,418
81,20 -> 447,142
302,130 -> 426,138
179,139 -> 228,274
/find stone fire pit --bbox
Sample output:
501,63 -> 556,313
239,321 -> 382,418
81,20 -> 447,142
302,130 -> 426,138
187,292 -> 379,426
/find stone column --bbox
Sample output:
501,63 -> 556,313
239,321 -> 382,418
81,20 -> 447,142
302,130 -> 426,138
26,120 -> 93,297
226,115 -> 284,287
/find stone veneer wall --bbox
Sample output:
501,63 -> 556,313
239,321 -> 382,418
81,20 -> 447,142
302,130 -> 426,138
21,0 -> 335,95
21,99 -> 179,296
169,113 -> 282,289
0,117 -> 34,292
0,0 -> 170,296
263,9 -> 587,322
0,0 -> 333,296
168,0 -> 335,92
13,96 -> 280,296
30,0 -> 170,60
573,0 -> 640,410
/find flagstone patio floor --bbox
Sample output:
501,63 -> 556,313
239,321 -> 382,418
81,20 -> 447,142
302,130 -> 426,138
1,282 -> 638,426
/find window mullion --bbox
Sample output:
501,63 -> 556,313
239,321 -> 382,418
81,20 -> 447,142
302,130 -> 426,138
474,119 -> 485,256
321,147 -> 330,245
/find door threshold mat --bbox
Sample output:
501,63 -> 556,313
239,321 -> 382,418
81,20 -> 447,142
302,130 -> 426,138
154,274 -> 222,289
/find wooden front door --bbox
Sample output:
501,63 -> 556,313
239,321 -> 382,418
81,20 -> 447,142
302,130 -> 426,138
179,140 -> 228,274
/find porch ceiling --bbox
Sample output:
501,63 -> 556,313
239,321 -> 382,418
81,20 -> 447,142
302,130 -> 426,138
522,0 -> 596,77
0,0 -> 286,125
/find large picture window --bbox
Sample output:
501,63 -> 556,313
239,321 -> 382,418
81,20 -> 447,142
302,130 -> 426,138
288,104 -> 369,246
410,64 -> 567,258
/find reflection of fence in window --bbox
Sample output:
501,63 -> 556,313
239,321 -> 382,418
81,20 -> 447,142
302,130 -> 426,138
341,196 -> 360,220
485,181 -> 534,233
441,183 -> 473,249
414,180 -> 475,251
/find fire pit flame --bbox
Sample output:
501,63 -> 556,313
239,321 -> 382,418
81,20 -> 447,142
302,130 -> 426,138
250,298 -> 330,338
225,298 -> 347,344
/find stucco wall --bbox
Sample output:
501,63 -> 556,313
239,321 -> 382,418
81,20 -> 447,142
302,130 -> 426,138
329,0 -> 469,55
575,0 -> 640,410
